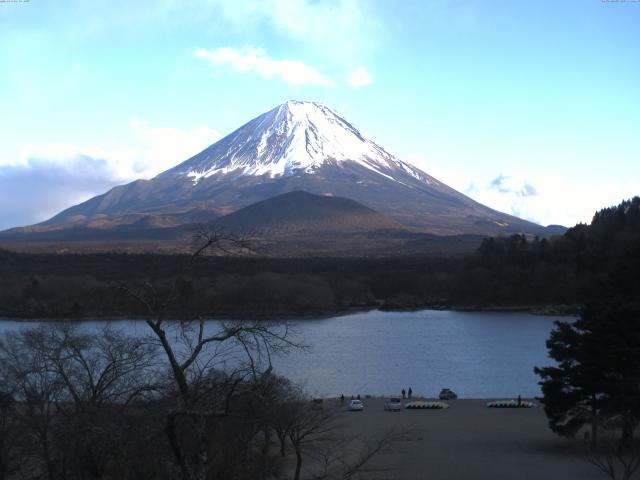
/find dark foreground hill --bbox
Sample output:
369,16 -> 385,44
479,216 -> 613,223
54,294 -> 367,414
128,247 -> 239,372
212,190 -> 404,233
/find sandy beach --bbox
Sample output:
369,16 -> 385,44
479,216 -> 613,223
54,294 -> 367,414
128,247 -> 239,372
310,397 -> 602,480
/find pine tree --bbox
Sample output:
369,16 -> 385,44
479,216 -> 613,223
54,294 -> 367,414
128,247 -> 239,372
534,313 -> 608,447
535,301 -> 640,448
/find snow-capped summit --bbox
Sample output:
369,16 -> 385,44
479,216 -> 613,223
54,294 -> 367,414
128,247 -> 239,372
40,100 -> 550,237
164,100 -> 432,185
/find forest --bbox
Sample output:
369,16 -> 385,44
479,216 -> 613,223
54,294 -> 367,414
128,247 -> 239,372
0,197 -> 638,320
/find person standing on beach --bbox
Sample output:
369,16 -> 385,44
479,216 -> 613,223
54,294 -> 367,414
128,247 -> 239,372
408,387 -> 412,399
402,389 -> 406,399
340,394 -> 344,405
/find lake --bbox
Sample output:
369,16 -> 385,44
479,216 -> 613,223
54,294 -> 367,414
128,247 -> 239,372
0,309 -> 562,399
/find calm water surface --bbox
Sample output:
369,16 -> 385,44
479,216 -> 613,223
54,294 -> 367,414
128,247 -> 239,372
0,309 -> 562,398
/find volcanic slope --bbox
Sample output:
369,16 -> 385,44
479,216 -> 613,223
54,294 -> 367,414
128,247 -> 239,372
27,100 -> 554,236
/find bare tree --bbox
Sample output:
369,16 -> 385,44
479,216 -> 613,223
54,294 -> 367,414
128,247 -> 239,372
39,324 -> 159,478
286,400 -> 337,480
587,431 -> 640,480
117,227 -> 299,480
308,427 -> 406,480
0,390 -> 22,480
260,375 -> 302,458
0,324 -> 162,480
31,324 -> 159,407
0,329 -> 67,480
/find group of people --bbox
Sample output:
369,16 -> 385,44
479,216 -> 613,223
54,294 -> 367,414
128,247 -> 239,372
401,387 -> 413,399
338,388 -> 414,404
340,393 -> 360,404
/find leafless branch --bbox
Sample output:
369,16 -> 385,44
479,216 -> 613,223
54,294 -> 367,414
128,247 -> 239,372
587,433 -> 640,480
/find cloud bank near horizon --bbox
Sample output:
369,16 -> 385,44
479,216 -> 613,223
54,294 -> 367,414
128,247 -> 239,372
3,149 -> 635,231
0,155 -> 122,229
404,154 -> 638,227
0,120 -> 219,230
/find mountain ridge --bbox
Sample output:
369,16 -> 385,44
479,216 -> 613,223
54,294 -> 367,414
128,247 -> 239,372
11,100 -> 561,238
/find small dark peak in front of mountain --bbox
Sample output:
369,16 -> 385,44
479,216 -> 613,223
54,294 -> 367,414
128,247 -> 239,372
213,190 -> 405,234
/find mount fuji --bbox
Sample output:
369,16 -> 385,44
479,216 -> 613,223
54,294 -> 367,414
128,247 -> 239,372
7,100 -> 557,244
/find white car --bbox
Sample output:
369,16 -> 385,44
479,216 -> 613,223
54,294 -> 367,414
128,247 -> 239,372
349,399 -> 364,411
384,397 -> 402,411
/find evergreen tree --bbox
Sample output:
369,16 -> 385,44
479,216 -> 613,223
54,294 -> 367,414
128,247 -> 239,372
535,301 -> 640,448
534,312 -> 608,447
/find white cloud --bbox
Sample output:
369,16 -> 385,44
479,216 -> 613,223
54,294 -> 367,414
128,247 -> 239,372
0,121 -> 220,229
348,67 -> 373,88
0,156 -> 124,229
17,143 -> 139,181
128,119 -> 220,176
488,174 -> 538,197
53,0 -> 377,58
16,120 -> 219,183
473,173 -> 639,227
208,0 -> 377,60
403,153 -> 638,227
195,46 -> 334,87
405,154 -> 474,193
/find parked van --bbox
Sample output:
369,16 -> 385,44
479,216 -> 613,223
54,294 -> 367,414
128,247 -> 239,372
439,388 -> 458,400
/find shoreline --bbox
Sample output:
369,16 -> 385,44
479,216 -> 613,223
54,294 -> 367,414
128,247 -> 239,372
315,395 -> 540,402
0,304 -> 578,323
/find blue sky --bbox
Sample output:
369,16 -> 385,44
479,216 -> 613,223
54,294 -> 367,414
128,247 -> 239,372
0,0 -> 638,229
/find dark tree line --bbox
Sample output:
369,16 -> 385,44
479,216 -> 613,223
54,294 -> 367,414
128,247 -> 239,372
2,197 -> 639,320
0,252 -> 459,319
0,198 -> 636,320
464,197 -> 640,307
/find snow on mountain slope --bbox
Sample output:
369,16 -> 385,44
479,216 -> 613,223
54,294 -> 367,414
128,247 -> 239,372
163,100 -> 434,186
30,100 -> 554,237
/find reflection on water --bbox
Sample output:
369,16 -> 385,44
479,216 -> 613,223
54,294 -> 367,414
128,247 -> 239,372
0,309 -> 561,398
